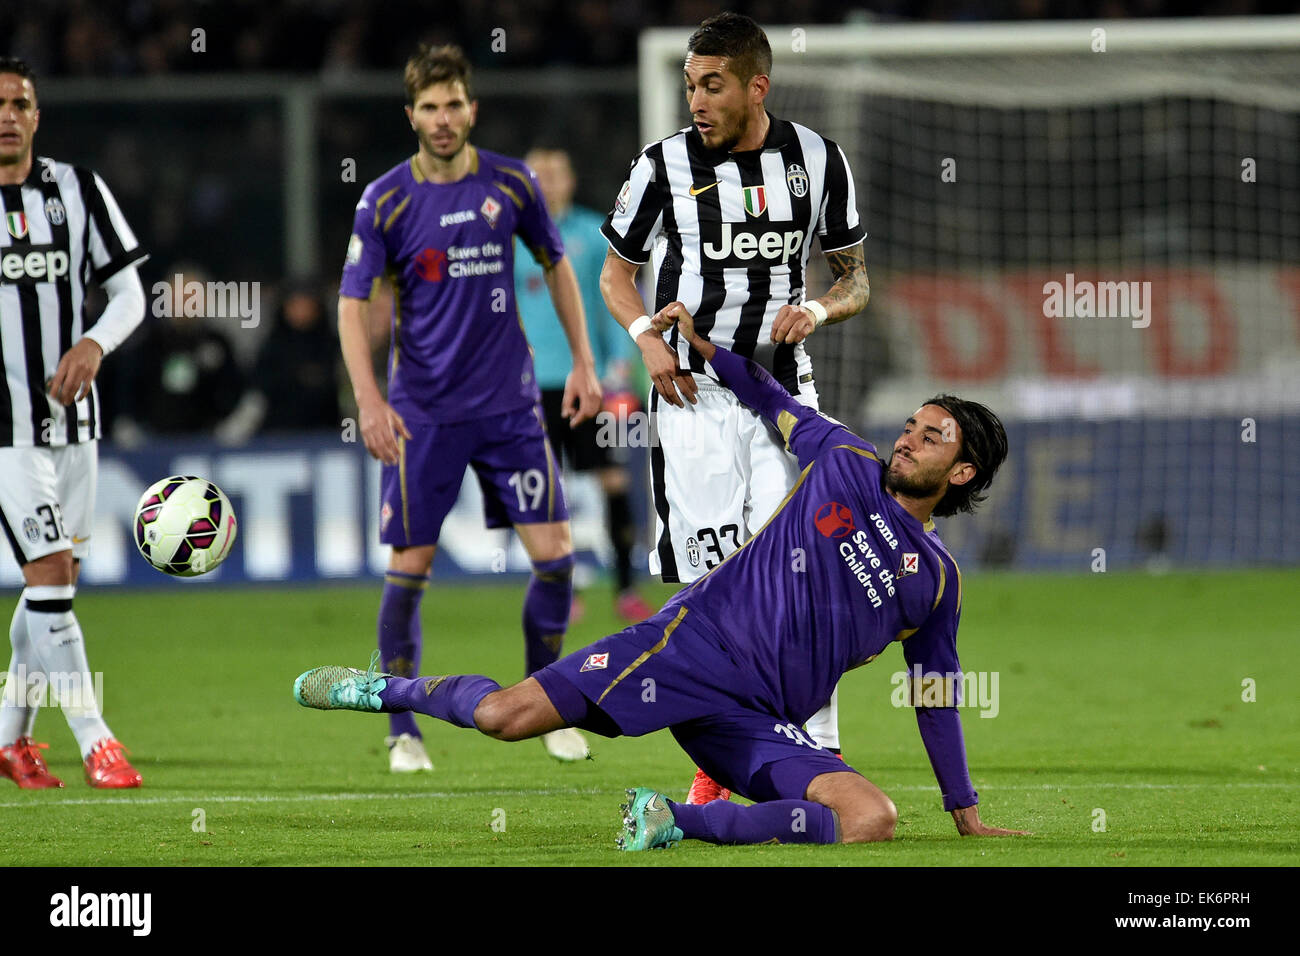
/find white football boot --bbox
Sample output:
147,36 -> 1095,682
541,727 -> 589,762
386,733 -> 433,772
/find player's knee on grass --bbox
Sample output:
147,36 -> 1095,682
838,794 -> 898,844
472,679 -> 564,741
806,770 -> 898,843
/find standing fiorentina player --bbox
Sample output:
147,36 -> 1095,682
295,305 -> 1028,849
599,12 -> 871,804
0,58 -> 146,789
338,45 -> 602,772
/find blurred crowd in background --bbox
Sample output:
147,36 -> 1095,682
3,0 -> 1288,449
95,274 -> 345,446
7,0 -> 1282,76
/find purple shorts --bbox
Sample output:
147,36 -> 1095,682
379,404 -> 568,547
533,605 -> 857,803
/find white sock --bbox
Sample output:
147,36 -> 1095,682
806,686 -> 841,751
24,585 -> 112,758
0,600 -> 37,746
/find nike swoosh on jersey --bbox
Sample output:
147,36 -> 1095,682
688,182 -> 720,197
71,535 -> 90,544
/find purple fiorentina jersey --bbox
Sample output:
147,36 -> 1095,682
665,404 -> 964,727
339,148 -> 565,423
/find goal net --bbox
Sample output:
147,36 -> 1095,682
639,18 -> 1300,569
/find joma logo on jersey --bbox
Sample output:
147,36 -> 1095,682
702,223 -> 803,265
0,246 -> 71,284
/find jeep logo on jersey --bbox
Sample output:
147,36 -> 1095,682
0,246 -> 71,284
702,223 -> 804,266
414,247 -> 447,281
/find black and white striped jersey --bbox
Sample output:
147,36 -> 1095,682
601,114 -> 865,394
0,157 -> 146,447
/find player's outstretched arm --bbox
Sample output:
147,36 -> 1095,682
600,249 -> 698,408
655,301 -> 875,469
338,294 -> 410,465
650,302 -> 787,418
542,256 -> 602,426
770,242 -> 870,345
912,703 -> 1030,837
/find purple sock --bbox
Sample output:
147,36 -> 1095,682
522,555 -> 573,676
668,799 -> 840,845
378,572 -> 428,739
378,674 -> 501,729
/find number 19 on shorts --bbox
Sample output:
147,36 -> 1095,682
508,469 -> 546,513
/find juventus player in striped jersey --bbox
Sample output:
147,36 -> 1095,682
0,58 -> 147,789
599,13 -> 870,804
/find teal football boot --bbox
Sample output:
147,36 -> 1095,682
294,650 -> 389,713
616,787 -> 684,851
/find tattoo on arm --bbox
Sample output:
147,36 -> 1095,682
821,244 -> 870,322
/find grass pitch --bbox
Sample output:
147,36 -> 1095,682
2,570 -> 1296,866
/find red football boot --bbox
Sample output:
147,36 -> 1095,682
685,767 -> 731,805
614,590 -> 656,623
83,737 -> 142,789
0,736 -> 65,789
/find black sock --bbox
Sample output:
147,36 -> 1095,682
607,490 -> 634,592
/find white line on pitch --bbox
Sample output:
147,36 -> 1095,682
0,787 -> 604,809
0,780 -> 1293,810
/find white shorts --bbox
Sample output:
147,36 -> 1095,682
0,443 -> 98,566
648,380 -> 818,583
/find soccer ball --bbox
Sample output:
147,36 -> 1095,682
133,476 -> 238,576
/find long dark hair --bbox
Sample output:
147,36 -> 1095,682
923,394 -> 1009,518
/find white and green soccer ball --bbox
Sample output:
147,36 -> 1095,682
133,475 -> 238,577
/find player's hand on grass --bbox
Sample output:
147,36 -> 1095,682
641,302 -> 701,407
770,304 -> 817,345
562,362 -> 603,427
47,337 -> 103,405
358,396 -> 411,465
951,805 -> 1031,837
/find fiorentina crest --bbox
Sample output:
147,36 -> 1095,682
899,552 -> 919,577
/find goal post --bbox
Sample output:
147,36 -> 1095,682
636,17 -> 1300,569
